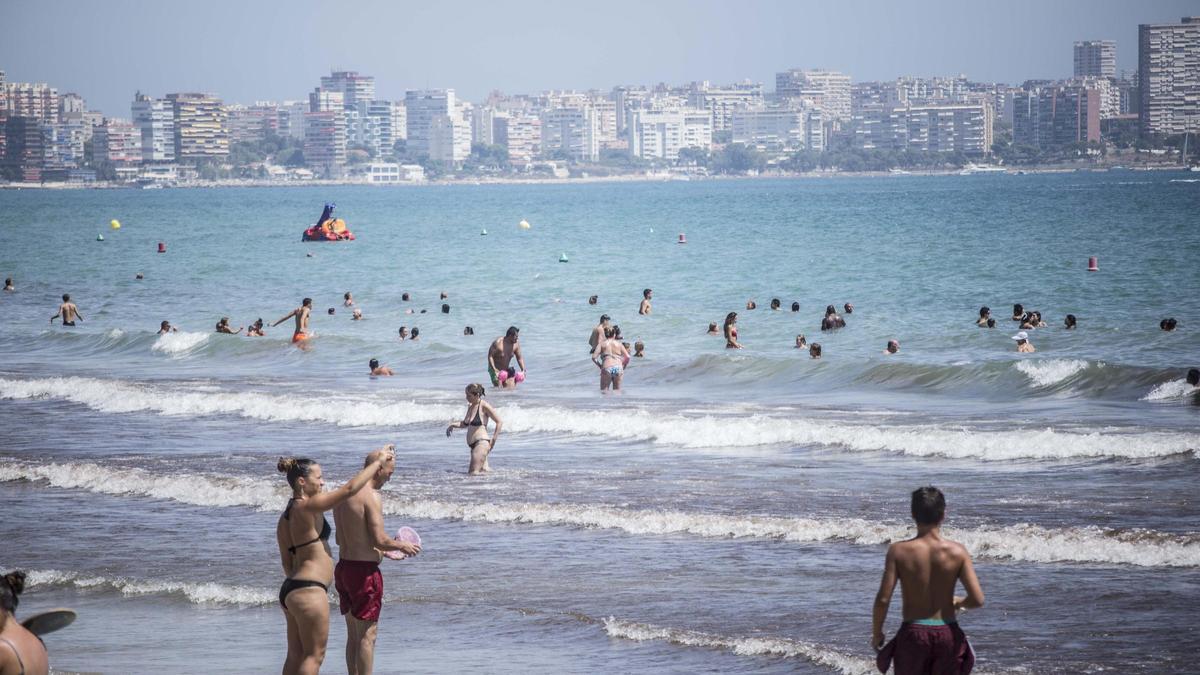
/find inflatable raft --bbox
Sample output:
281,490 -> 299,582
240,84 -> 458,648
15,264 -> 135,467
302,203 -> 355,242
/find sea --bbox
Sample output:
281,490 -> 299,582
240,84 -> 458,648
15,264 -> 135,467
1,171 -> 1198,674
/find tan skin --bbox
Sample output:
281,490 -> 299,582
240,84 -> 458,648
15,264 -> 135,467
487,336 -> 525,389
446,389 -> 503,474
273,303 -> 312,336
639,291 -> 652,315
276,448 -> 393,675
333,452 -> 420,675
50,299 -> 81,325
724,317 -> 743,349
592,335 -> 631,393
871,516 -> 985,651
1016,340 -> 1036,353
0,612 -> 48,675
588,319 -> 610,351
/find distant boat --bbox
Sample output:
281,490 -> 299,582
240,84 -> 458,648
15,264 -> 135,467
959,163 -> 1006,175
889,168 -> 911,175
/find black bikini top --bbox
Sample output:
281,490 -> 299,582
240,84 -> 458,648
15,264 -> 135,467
284,498 -> 331,554
469,408 -> 484,427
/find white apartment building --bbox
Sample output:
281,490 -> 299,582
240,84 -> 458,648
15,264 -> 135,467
131,93 -> 176,163
277,101 -> 308,140
541,106 -> 600,161
428,113 -> 471,162
627,108 -> 713,161
731,105 -> 808,149
358,162 -> 424,183
92,118 -> 143,165
687,81 -> 764,133
405,89 -> 456,157
853,102 -> 991,155
494,113 -> 541,163
320,71 -> 376,110
1074,40 -> 1117,78
775,69 -> 852,121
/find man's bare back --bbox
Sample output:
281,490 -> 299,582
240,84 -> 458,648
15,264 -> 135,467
887,533 -> 976,622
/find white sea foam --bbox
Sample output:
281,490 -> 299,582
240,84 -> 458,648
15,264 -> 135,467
1014,359 -> 1089,387
602,617 -> 875,674
1140,380 -> 1199,401
24,569 -> 274,606
2,376 -> 1197,461
151,331 -> 209,355
5,460 -> 1198,567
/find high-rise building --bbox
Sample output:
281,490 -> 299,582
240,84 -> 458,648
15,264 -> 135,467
1,71 -> 9,160
405,90 -> 456,158
687,81 -> 764,133
304,110 -> 347,174
731,105 -> 809,149
320,71 -> 376,110
277,101 -> 308,140
1074,40 -> 1117,78
390,101 -> 406,142
427,112 -> 471,162
91,118 -> 143,166
1138,17 -> 1200,135
627,108 -> 713,161
227,104 -> 279,144
1013,86 -> 1100,150
166,93 -> 229,161
3,81 -> 59,124
132,93 -> 177,163
494,113 -> 541,163
3,116 -> 50,181
541,106 -> 600,161
853,102 -> 992,155
776,69 -> 851,121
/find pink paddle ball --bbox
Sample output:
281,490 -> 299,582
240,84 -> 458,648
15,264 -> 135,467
514,371 -> 526,383
497,370 -> 526,383
383,526 -> 421,560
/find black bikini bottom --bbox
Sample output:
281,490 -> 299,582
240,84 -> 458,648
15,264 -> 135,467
279,578 -> 328,608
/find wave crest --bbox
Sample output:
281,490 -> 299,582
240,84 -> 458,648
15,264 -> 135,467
25,569 -> 273,606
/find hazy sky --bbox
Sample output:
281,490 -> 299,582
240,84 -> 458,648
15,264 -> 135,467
2,0 -> 1195,116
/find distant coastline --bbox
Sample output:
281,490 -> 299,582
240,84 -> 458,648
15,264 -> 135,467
0,163 -> 1188,190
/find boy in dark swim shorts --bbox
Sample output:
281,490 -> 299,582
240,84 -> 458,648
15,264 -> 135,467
872,487 -> 984,675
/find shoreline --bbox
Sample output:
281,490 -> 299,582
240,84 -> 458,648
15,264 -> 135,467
0,164 -> 1190,190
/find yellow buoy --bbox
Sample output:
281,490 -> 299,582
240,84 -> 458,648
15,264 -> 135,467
110,219 -> 121,230
519,219 -> 531,230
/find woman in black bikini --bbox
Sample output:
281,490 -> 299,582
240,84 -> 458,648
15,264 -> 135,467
275,447 -> 393,675
0,571 -> 47,675
446,383 -> 503,475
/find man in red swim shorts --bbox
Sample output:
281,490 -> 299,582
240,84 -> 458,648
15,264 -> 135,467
872,486 -> 984,675
333,448 -> 421,675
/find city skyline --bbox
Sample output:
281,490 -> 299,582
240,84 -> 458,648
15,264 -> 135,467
2,0 -> 1196,117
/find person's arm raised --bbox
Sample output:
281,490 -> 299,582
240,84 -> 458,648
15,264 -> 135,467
305,445 -> 393,512
272,309 -> 296,327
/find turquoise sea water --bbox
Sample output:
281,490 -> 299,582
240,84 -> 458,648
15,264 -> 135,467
1,172 -> 1199,673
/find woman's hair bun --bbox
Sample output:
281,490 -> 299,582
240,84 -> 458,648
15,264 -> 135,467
277,457 -> 296,473
2,571 -> 25,596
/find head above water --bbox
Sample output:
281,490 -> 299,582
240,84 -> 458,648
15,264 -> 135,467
328,307 -> 336,315
1162,317 -> 1177,331
411,327 -> 420,339
1187,369 -> 1200,386
441,303 -> 450,314
277,457 -> 318,493
160,320 -> 170,329
770,298 -> 781,309
1,571 -> 26,623
979,306 -> 990,318
402,292 -> 410,302
466,382 -> 486,399
887,340 -> 899,353
791,302 -> 799,312
398,326 -> 408,337
600,314 -> 611,324
302,298 -> 312,307
505,326 -> 520,340
643,288 -> 652,299
62,293 -> 70,302
911,486 -> 946,525
344,292 -> 351,300
843,303 -> 853,313
1012,303 -> 1023,317
440,292 -> 448,300
463,326 -> 474,335
825,304 -> 836,316
724,312 -> 737,327
986,318 -> 996,328
588,295 -> 598,305
809,342 -> 822,358
1065,314 -> 1077,328
369,358 -> 380,370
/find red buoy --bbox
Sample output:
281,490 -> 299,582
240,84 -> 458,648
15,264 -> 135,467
1087,256 -> 1098,272
158,242 -> 166,253
678,233 -> 687,244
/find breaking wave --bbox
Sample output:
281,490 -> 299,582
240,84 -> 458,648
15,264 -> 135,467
23,569 -> 273,606
1015,359 -> 1090,387
150,331 -> 209,355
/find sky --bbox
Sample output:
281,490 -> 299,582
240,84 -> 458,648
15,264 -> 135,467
1,0 -> 1196,117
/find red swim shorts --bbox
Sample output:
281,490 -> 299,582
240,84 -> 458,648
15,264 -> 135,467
334,560 -> 383,621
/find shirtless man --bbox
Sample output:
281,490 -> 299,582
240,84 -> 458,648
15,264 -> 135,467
1012,331 -> 1035,353
588,314 -> 611,352
639,289 -> 652,315
487,326 -> 526,389
273,297 -> 313,343
368,359 -> 393,376
333,449 -> 421,675
3,277 -> 13,292
215,317 -> 243,334
158,320 -> 177,334
872,486 -> 984,675
50,294 -> 82,326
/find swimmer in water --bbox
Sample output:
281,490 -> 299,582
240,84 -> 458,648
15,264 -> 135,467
639,289 -> 652,315
795,334 -> 807,349
158,320 -> 177,334
1064,314 -> 1076,329
440,292 -> 448,300
770,298 -> 781,310
707,322 -> 720,335
821,305 -> 845,331
50,293 -> 82,326
2,277 -> 12,292
446,383 -> 503,474
328,307 -> 336,316
1011,304 -> 1024,322
1161,318 -> 1178,332
844,302 -> 854,314
246,318 -> 266,336
592,326 -> 631,393
487,327 -> 525,388
368,358 -> 393,376
986,318 -> 996,328
441,303 -> 450,314
1012,331 -> 1035,353
884,339 -> 900,355
273,297 -> 313,343
791,301 -> 800,312
401,292 -> 410,302
809,342 -> 822,359
397,326 -> 408,341
216,317 -> 243,334
589,314 -> 612,353
352,308 -> 363,321
1187,369 -> 1199,387
724,312 -> 743,349
410,327 -> 420,341
746,299 -> 757,310
463,326 -> 474,336
634,340 -> 645,358
976,306 -> 991,326
588,295 -> 598,305
343,292 -> 354,307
